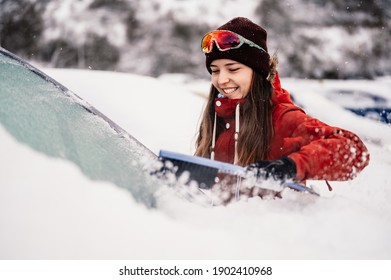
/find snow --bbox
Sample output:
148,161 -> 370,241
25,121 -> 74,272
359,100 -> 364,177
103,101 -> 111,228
1,66 -> 391,260
26,0 -> 389,79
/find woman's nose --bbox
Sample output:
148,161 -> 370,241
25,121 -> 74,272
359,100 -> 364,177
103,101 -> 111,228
218,71 -> 230,85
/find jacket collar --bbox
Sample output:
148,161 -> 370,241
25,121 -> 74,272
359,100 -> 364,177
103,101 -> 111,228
214,98 -> 244,118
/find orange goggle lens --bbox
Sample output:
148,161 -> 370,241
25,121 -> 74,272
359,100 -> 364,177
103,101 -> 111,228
201,30 -> 242,53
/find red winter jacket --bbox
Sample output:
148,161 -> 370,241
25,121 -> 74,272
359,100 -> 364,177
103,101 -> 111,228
213,73 -> 370,182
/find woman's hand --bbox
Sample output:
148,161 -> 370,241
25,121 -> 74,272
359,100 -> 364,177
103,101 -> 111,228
247,157 -> 297,182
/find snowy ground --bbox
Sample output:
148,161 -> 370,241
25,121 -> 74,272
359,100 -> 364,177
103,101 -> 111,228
1,67 -> 391,259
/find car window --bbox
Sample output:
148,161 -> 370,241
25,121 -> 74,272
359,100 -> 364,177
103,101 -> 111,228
0,48 -> 157,207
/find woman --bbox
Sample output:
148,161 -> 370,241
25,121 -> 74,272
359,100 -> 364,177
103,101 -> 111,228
195,17 -> 369,189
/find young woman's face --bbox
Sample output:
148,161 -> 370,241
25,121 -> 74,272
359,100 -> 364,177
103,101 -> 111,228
210,59 -> 253,99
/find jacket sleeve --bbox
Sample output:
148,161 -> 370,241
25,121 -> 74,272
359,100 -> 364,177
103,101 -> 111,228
282,111 -> 370,181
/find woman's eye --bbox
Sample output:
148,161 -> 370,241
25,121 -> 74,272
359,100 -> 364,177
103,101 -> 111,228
229,68 -> 239,72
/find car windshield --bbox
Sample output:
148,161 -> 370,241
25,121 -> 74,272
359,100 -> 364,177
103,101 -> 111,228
0,49 -> 158,207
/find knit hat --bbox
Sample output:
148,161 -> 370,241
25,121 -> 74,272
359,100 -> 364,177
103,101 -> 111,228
205,17 -> 270,77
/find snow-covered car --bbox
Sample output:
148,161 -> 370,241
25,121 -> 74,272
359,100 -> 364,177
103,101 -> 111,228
322,89 -> 391,124
2,48 -> 391,262
324,88 -> 391,124
0,47 -> 158,207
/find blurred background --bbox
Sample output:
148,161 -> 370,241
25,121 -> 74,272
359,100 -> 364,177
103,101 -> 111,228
1,0 -> 390,79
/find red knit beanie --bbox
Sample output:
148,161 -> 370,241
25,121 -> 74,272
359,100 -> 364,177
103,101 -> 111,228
205,17 -> 270,77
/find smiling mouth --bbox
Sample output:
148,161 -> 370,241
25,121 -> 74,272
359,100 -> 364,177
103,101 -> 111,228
222,87 -> 238,94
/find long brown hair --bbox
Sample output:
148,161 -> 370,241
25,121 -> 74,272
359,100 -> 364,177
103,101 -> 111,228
195,57 -> 277,166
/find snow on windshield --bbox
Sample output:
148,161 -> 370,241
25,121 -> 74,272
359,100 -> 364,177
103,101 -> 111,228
1,67 -> 391,259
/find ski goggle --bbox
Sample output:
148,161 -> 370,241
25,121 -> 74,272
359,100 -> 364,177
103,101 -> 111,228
201,30 -> 267,54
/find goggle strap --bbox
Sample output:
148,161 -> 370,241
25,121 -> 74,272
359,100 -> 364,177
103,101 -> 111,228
242,38 -> 267,53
